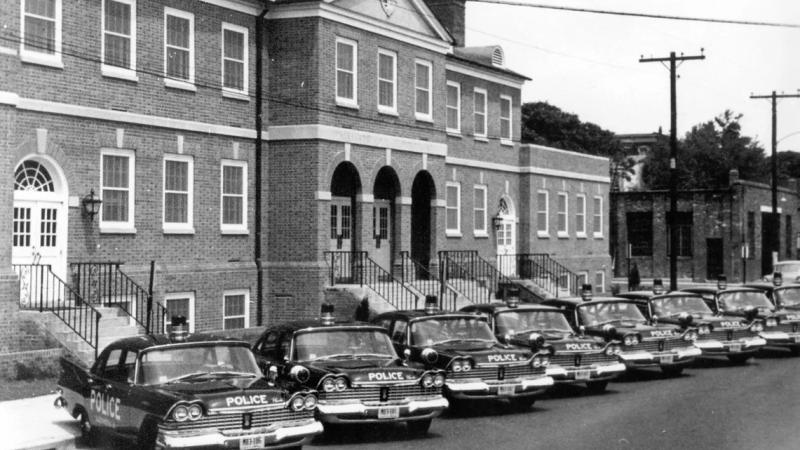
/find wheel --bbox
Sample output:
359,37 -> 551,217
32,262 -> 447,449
508,397 -> 536,411
661,366 -> 684,377
789,347 -> 800,357
585,380 -> 609,394
76,408 -> 97,445
727,354 -> 752,365
137,419 -> 159,449
406,419 -> 432,435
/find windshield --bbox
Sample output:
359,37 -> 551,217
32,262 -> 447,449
578,302 -> 647,326
139,343 -> 260,385
774,288 -> 800,308
294,329 -> 397,361
775,262 -> 800,274
410,317 -> 496,346
719,291 -> 774,312
495,310 -> 573,335
651,296 -> 712,317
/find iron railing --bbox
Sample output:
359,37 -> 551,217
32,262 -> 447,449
13,264 -> 101,358
70,262 -> 165,334
398,252 -> 457,311
439,251 -> 544,304
509,253 -> 579,298
324,251 -> 421,310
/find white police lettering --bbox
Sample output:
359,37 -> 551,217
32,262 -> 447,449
650,330 -> 674,337
226,394 -> 271,407
720,321 -> 742,328
487,354 -> 517,363
565,343 -> 593,351
90,389 -> 121,420
368,372 -> 404,381
786,315 -> 800,321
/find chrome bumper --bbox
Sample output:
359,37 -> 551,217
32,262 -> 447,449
760,331 -> 800,346
445,376 -> 553,399
315,397 -> 449,423
546,363 -> 626,381
156,419 -> 323,449
694,337 -> 767,353
620,347 -> 700,366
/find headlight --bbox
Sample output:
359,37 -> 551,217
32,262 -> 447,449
766,318 -> 778,327
462,359 -> 472,372
451,360 -> 462,372
303,395 -> 317,410
290,366 -> 310,383
291,395 -> 305,411
631,336 -> 640,345
322,378 -> 336,392
614,345 -> 623,355
421,373 -> 434,388
334,377 -> 348,391
172,404 -> 189,422
684,331 -> 697,341
532,356 -> 543,368
623,335 -> 633,346
433,373 -> 445,387
187,404 -> 203,421
540,356 -> 550,367
750,323 -> 764,333
699,325 -> 711,335
605,345 -> 616,356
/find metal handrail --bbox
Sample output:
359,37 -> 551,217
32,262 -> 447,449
439,251 -> 544,304
398,252 -> 457,311
324,251 -> 421,310
513,253 -> 579,297
13,264 -> 101,359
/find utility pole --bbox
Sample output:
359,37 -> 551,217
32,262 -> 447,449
640,50 -> 705,292
750,91 -> 800,273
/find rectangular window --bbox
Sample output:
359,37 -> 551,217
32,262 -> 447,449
163,154 -> 193,233
222,23 -> 248,96
377,49 -> 396,114
221,160 -> 247,233
473,88 -> 487,138
575,194 -> 586,237
335,37 -> 357,106
626,211 -> 653,256
473,185 -> 487,235
446,81 -> 460,133
164,292 -> 194,332
164,8 -> 194,86
667,212 -> 693,257
594,271 -> 605,293
415,60 -> 432,121
12,208 -> 31,247
499,95 -> 512,142
102,0 -> 136,80
536,190 -> 549,236
557,192 -> 568,236
223,290 -> 249,329
446,182 -> 461,235
20,0 -> 62,66
592,196 -> 604,237
100,149 -> 135,232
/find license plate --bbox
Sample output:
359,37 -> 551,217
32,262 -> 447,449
794,336 -> 800,343
497,384 -> 516,396
240,435 -> 265,450
659,354 -> 674,364
378,406 -> 400,419
728,344 -> 742,352
575,369 -> 591,380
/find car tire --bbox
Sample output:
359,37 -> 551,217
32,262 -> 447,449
727,354 -> 752,365
76,408 -> 96,445
661,366 -> 684,377
789,347 -> 800,357
137,419 -> 159,450
406,419 -> 432,435
509,397 -> 536,411
585,380 -> 609,394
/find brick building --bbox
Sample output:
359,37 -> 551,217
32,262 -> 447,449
1,0 -> 611,359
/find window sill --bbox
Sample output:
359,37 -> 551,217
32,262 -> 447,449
593,233 -> 604,239
20,51 -> 63,69
163,226 -> 196,235
102,65 -> 138,82
474,231 -> 489,239
576,232 -> 588,239
99,225 -> 137,234
537,231 -> 550,238
415,113 -> 433,123
500,139 -> 514,147
378,107 -> 398,116
165,78 -> 197,92
473,135 -> 489,143
557,232 -> 570,239
446,230 -> 462,238
222,89 -> 249,101
336,99 -> 359,110
221,228 -> 250,235
446,130 -> 462,137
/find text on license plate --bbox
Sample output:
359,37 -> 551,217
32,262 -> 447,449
728,344 -> 742,352
659,354 -> 674,364
497,384 -> 516,396
575,369 -> 591,380
241,435 -> 265,450
378,406 -> 400,419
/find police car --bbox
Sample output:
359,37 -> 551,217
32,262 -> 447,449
372,296 -> 553,410
461,297 -> 626,393
54,317 -> 322,449
252,304 -> 448,435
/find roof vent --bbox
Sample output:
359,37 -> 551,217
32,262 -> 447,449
491,47 -> 504,67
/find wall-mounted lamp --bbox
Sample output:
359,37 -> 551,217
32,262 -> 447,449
491,213 -> 503,231
82,189 -> 103,221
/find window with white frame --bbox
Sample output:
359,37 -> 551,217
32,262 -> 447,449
446,81 -> 460,133
335,37 -> 357,106
221,160 -> 247,233
557,192 -> 568,236
577,271 -> 588,289
473,88 -> 487,138
446,182 -> 461,234
222,23 -> 248,96
594,271 -> 605,293
575,194 -> 586,237
164,292 -> 194,332
163,154 -> 194,233
102,0 -> 136,80
473,185 -> 487,235
20,0 -> 62,66
377,49 -> 396,114
536,190 -> 549,236
500,95 -> 512,142
164,8 -> 194,86
100,149 -> 135,232
414,60 -> 432,121
223,290 -> 249,329
593,196 -> 604,237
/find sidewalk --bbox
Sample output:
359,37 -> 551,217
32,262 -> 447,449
0,393 -> 80,450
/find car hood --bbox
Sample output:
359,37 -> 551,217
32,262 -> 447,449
154,376 -> 287,411
590,322 -> 682,339
429,342 -> 532,365
540,333 -> 608,352
307,359 -> 423,384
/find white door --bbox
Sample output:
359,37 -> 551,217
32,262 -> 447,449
496,218 -> 516,277
372,200 -> 392,273
329,196 -> 354,282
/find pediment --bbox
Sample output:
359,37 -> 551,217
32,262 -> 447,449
331,0 -> 451,43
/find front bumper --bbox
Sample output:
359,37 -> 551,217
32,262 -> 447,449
315,397 -> 448,424
694,337 -> 767,355
619,347 -> 701,368
760,331 -> 800,348
156,419 -> 323,449
444,376 -> 554,400
546,363 -> 626,383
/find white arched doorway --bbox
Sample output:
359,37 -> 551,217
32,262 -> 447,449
12,157 -> 69,281
495,196 -> 516,276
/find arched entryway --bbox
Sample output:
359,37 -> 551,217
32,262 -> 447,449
372,167 -> 400,273
411,171 -> 436,272
12,157 -> 69,280
495,196 -> 516,276
330,162 -> 361,252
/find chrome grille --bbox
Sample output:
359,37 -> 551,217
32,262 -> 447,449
638,338 -> 687,353
707,328 -> 753,342
551,352 -> 616,367
323,385 -> 441,402
770,322 -> 800,333
170,408 -> 313,431
449,364 -> 543,381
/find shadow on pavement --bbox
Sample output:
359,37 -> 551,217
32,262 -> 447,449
310,422 -> 442,446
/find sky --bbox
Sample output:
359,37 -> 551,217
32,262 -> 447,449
465,0 -> 800,152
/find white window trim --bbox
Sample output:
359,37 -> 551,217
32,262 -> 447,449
414,59 -> 433,122
99,148 -> 136,234
446,181 -> 461,236
594,271 -> 605,293
499,94 -> 513,145
223,289 -> 250,329
473,87 -> 488,139
557,192 -> 569,238
575,193 -> 587,238
593,196 -> 604,238
473,185 -> 488,237
220,159 -> 248,234
335,37 -> 358,108
162,154 -> 194,234
536,189 -> 549,237
446,80 -> 461,134
164,292 -> 195,333
377,48 -> 397,115
19,0 -> 63,68
101,0 -> 137,82
163,7 -> 195,89
221,22 -> 249,99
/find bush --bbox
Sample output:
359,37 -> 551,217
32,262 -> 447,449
13,356 -> 60,381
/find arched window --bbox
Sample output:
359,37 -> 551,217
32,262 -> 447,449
15,161 -> 55,192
